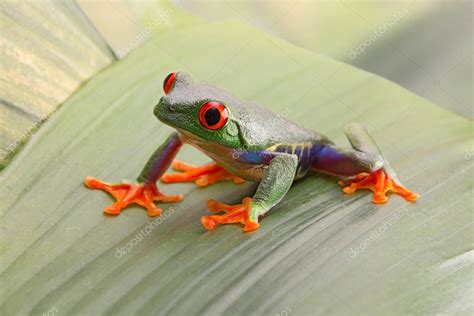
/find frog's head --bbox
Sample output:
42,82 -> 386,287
154,72 -> 247,148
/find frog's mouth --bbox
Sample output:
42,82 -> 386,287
176,129 -> 226,151
176,128 -> 204,144
176,129 -> 240,163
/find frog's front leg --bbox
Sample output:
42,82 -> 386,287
84,132 -> 184,217
313,123 -> 419,203
201,154 -> 298,232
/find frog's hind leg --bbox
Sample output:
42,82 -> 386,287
312,123 -> 419,203
342,123 -> 418,202
161,160 -> 245,187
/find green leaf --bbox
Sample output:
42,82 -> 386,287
0,1 -> 114,169
1,20 -> 472,315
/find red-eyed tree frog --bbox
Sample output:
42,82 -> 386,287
85,72 -> 418,232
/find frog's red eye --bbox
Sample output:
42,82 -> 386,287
163,72 -> 177,94
199,102 -> 228,130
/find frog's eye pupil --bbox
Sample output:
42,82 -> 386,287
204,107 -> 221,126
163,72 -> 177,94
199,102 -> 228,130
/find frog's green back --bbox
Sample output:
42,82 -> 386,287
230,98 -> 332,149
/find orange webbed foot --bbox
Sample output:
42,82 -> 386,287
84,176 -> 183,216
201,197 -> 260,232
161,160 -> 245,187
338,169 -> 419,204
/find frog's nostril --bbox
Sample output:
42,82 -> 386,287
154,98 -> 177,121
169,103 -> 179,111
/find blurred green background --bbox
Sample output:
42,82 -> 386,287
173,0 -> 472,118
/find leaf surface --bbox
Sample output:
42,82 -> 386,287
0,21 -> 472,316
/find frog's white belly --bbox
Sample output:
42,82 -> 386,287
179,132 -> 266,182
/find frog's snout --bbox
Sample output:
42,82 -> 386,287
154,97 -> 178,125
153,101 -> 161,118
153,98 -> 166,120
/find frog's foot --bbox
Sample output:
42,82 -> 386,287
201,197 -> 260,232
338,169 -> 419,204
84,176 -> 183,217
161,160 -> 245,187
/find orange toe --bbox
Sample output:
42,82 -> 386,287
104,204 -> 122,215
201,197 -> 259,232
171,160 -> 196,172
340,169 -> 419,204
201,216 -> 218,230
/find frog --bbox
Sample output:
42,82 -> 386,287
85,72 -> 419,232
